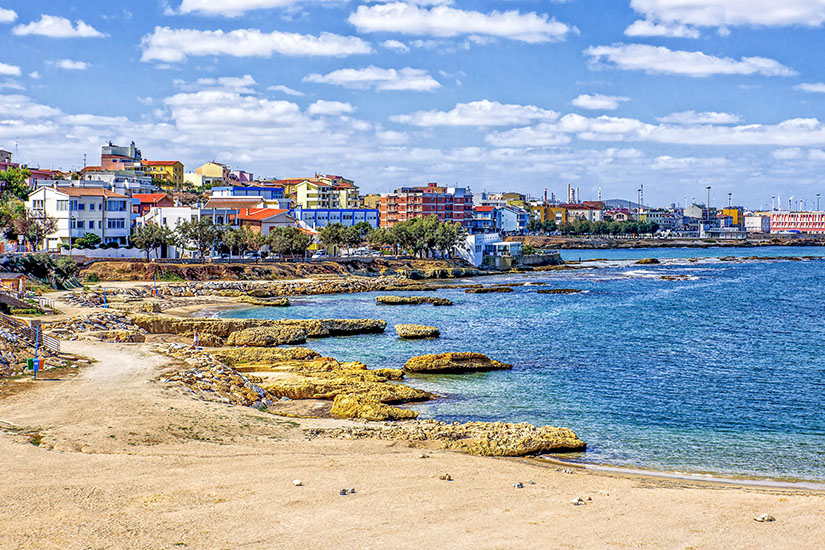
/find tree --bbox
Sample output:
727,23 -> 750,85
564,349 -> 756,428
222,226 -> 256,258
14,210 -> 57,252
133,222 -> 176,261
318,223 -> 347,253
0,200 -> 24,241
268,227 -> 311,258
176,218 -> 220,262
0,167 -> 32,201
75,232 -> 102,249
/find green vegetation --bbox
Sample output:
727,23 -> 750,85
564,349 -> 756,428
528,218 -> 659,236
0,167 -> 32,201
268,226 -> 311,258
1,253 -> 80,289
367,216 -> 466,258
157,270 -> 185,282
74,232 -> 102,249
132,222 -> 177,261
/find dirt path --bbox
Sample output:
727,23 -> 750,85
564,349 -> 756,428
0,341 -> 823,549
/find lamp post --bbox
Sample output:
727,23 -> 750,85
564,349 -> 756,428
706,186 -> 711,208
817,193 -> 821,212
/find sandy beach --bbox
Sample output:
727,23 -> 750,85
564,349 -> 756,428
1,333 -> 823,550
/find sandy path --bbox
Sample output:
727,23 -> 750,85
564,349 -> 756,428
0,341 -> 823,549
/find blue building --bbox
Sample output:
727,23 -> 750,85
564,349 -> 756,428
291,208 -> 379,229
212,186 -> 284,201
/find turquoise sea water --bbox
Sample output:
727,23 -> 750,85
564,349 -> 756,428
218,246 -> 825,481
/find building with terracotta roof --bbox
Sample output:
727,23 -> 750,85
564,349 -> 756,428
142,160 -> 184,186
26,186 -> 133,250
237,208 -> 297,235
133,193 -> 174,215
380,182 -> 473,228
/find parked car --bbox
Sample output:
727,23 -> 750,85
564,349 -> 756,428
311,250 -> 327,259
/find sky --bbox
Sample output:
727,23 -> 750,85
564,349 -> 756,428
1,0 -> 825,209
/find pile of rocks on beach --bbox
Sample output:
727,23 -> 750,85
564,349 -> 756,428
46,311 -> 148,343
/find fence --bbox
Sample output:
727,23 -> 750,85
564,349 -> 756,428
0,311 -> 60,354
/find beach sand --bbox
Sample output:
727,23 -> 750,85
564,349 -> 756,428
0,339 -> 823,549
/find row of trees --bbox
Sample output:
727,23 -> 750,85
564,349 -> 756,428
527,218 -> 660,236
132,219 -> 313,261
317,217 -> 466,258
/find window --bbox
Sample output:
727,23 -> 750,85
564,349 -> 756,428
56,200 -> 68,211
89,203 -> 95,211
32,199 -> 45,210
107,200 -> 127,212
78,203 -> 85,211
98,221 -> 102,229
77,220 -> 85,229
70,200 -> 78,210
107,219 -> 125,229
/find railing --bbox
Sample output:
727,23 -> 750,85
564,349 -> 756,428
0,311 -> 60,354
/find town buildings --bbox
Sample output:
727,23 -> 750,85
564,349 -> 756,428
142,161 -> 184,186
770,211 -> 825,234
292,208 -> 379,230
380,183 -> 473,228
133,193 -> 174,216
194,162 -> 230,186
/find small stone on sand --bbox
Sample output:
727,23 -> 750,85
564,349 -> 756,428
754,514 -> 775,523
293,479 -> 303,486
571,497 -> 586,506
440,473 -> 453,481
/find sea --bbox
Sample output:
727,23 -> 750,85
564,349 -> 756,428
216,246 -> 825,482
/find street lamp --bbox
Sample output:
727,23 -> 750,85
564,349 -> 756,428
706,186 -> 711,208
817,193 -> 821,212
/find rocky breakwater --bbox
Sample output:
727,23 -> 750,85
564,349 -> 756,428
166,345 -> 431,421
465,286 -> 514,294
395,324 -> 440,339
308,419 -> 586,457
46,311 -> 148,343
157,344 -> 277,409
129,314 -> 386,347
375,295 -> 453,306
404,352 -> 512,374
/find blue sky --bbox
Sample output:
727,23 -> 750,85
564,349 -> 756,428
2,1 -> 825,208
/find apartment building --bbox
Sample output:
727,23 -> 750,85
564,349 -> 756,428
26,186 -> 132,250
379,182 -> 473,228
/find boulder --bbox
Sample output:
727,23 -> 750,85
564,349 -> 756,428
213,347 -> 320,365
439,421 -> 586,456
238,297 -> 290,307
226,326 -> 307,346
395,324 -> 440,339
330,394 -> 418,421
91,329 -> 146,343
537,288 -> 583,294
404,352 -> 512,374
636,258 -> 660,265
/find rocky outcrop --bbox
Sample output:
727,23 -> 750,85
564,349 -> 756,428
129,314 -> 386,345
308,419 -> 586,457
225,326 -> 307,346
237,296 -> 290,307
91,329 -> 146,343
395,324 -> 440,339
537,288 -> 583,294
636,258 -> 661,265
46,311 -> 148,342
464,286 -> 514,294
404,352 -> 512,374
375,295 -> 453,306
212,346 -> 320,365
330,394 -> 418,421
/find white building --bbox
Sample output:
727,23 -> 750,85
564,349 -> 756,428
744,215 -> 771,233
26,186 -> 132,250
455,233 -> 505,267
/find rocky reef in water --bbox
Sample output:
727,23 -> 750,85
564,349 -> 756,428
404,352 -> 512,374
375,295 -> 453,306
394,324 -> 440,339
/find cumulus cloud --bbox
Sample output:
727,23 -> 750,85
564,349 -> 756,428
174,74 -> 258,92
0,7 -> 16,23
12,15 -> 105,38
0,62 -> 21,76
349,3 -> 576,43
630,0 -> 825,28
268,84 -> 304,96
624,19 -> 700,38
391,100 -> 560,126
140,26 -> 372,63
304,66 -> 440,91
382,39 -> 410,53
307,100 -> 355,116
794,82 -> 825,93
572,94 -> 630,111
177,0 -> 346,17
656,111 -> 741,124
585,43 -> 796,78
55,59 -> 90,70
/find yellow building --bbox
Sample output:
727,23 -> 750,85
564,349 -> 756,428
720,207 -> 744,227
362,193 -> 381,210
142,161 -> 183,186
195,162 -> 230,185
532,204 -> 568,224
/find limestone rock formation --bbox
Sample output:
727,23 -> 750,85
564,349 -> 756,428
395,324 -> 440,339
404,352 -> 512,374
212,346 -> 320,365
238,297 -> 290,307
330,394 -> 418,421
537,288 -> 583,294
464,287 -> 514,294
636,258 -> 660,265
225,326 -> 307,347
91,329 -> 146,343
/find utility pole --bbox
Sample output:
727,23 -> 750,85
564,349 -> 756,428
728,192 -> 732,208
817,193 -> 821,211
706,186 -> 711,209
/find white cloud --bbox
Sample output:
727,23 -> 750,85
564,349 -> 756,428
307,100 -> 355,116
174,74 -> 258,92
487,113 -> 825,147
656,111 -> 741,124
177,0 -> 347,17
55,59 -> 90,70
349,3 -> 576,43
391,100 -> 560,127
12,15 -> 105,38
773,148 -> 825,161
630,0 -> 825,28
28,71 -> 40,79
268,84 -> 305,96
0,7 -> 16,23
304,66 -> 440,91
0,80 -> 24,90
794,82 -> 825,93
585,43 -> 796,78
572,94 -> 630,111
382,39 -> 410,53
0,62 -> 21,76
624,19 -> 700,38
140,26 -> 372,63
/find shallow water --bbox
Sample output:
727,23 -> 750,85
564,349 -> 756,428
218,247 -> 825,481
